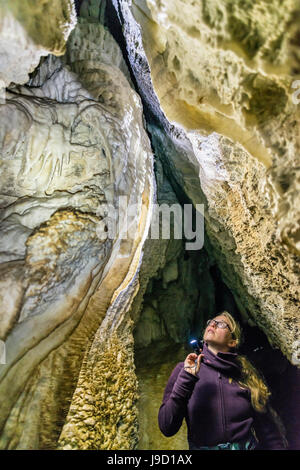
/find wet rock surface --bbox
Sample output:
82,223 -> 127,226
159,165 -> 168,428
0,0 -> 299,450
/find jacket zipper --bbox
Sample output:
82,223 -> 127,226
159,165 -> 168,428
218,373 -> 227,441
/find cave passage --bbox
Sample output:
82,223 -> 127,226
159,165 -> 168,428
133,258 -> 299,450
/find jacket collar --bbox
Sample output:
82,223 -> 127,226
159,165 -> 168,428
202,342 -> 241,378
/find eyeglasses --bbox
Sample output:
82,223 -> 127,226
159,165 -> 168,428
206,319 -> 232,332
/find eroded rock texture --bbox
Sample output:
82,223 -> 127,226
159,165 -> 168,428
132,158 -> 217,450
0,0 -> 77,87
110,0 -> 300,363
0,3 -> 155,449
0,0 -> 299,451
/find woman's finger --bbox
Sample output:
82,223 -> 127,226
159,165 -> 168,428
196,354 -> 204,372
186,353 -> 197,362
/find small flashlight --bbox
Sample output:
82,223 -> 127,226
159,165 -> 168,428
190,339 -> 203,355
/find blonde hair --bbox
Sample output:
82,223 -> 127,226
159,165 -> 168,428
216,311 -> 271,413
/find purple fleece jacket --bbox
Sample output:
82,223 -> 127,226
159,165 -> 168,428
158,343 -> 286,449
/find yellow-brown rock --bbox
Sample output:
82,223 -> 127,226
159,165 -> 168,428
0,0 -> 299,453
112,0 -> 300,362
0,5 -> 155,449
0,0 -> 76,87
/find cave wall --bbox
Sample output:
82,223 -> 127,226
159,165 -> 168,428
0,1 -> 155,449
0,0 -> 299,450
0,0 -> 76,88
109,0 -> 300,364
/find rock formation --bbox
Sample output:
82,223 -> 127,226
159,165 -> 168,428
0,0 -> 76,88
0,1 -> 155,449
0,0 -> 299,450
109,0 -> 300,362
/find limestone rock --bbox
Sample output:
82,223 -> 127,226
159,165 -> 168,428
162,259 -> 178,287
0,0 -> 299,453
132,155 -> 215,356
0,0 -> 77,87
109,0 -> 300,363
134,305 -> 166,348
0,11 -> 155,448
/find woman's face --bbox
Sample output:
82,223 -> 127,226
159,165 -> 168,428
203,314 -> 236,352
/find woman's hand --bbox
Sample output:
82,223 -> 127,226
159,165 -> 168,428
184,351 -> 204,376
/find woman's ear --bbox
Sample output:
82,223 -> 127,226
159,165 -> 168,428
228,338 -> 238,349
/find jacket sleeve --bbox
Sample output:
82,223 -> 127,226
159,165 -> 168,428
252,404 -> 287,450
158,362 -> 198,437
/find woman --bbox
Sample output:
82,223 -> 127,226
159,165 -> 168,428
158,311 -> 286,450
